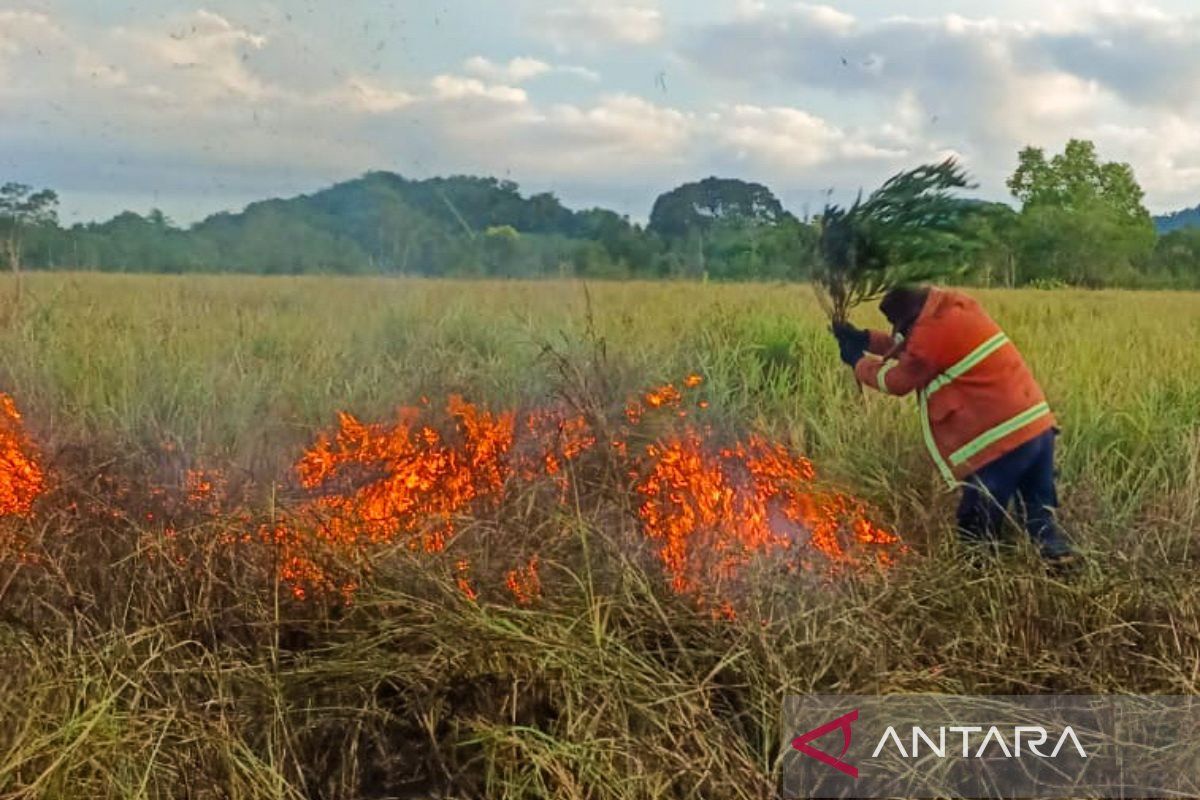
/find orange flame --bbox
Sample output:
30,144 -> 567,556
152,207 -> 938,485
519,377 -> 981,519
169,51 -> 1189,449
274,373 -> 900,608
273,396 -> 596,600
0,393 -> 45,518
505,554 -> 541,606
0,376 -> 900,614
634,429 -> 898,599
456,558 -> 478,602
185,468 -> 227,515
294,397 -> 518,554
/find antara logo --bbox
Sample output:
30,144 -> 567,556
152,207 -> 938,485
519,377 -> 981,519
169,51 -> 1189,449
791,709 -> 1090,779
871,725 -> 1088,759
791,709 -> 859,778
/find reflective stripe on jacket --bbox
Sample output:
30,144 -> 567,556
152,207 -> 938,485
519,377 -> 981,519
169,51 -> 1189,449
854,288 -> 1055,485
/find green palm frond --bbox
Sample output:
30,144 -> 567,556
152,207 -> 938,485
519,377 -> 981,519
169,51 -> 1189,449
814,158 -> 980,323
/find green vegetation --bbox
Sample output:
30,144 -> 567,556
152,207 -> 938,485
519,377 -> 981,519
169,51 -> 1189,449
814,158 -> 979,322
1,273 -> 1198,798
1005,139 -> 1156,286
9,140 -> 1200,287
0,182 -> 60,284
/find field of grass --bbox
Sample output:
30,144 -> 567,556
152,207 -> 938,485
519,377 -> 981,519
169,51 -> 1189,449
1,273 -> 1199,798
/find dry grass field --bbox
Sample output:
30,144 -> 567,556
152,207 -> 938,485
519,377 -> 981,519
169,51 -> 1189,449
1,273 -> 1198,798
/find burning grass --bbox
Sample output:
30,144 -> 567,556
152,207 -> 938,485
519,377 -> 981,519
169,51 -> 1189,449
244,374 -> 900,610
0,392 -> 44,518
0,365 -> 910,796
1,275 -> 1199,799
0,371 -> 899,618
273,395 -> 596,601
0,392 -> 47,566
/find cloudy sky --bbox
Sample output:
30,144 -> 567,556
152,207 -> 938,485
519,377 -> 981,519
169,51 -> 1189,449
4,1 -> 1200,224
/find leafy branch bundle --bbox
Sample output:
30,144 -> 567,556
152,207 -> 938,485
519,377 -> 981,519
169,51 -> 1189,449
813,158 -> 980,324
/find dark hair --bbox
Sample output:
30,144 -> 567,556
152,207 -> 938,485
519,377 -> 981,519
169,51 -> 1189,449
879,285 -> 930,332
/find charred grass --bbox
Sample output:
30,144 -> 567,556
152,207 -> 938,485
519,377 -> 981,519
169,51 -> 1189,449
1,274 -> 1199,799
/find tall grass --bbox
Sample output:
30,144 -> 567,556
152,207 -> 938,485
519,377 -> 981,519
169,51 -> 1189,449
1,273 -> 1199,798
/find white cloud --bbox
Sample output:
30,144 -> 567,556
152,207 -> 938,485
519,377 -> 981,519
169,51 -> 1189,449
715,104 -> 903,170
0,9 -> 417,180
1022,6 -> 1200,110
536,2 -> 665,48
430,74 -> 528,104
464,56 -> 551,83
534,94 -> 693,168
733,0 -> 767,18
560,65 -> 602,82
0,7 -> 681,196
404,86 -> 693,175
463,55 -> 599,84
0,10 -> 129,92
801,4 -> 857,33
685,4 -> 1200,207
338,78 -> 415,114
689,8 -> 1040,138
112,10 -> 271,101
9,2 -> 1200,220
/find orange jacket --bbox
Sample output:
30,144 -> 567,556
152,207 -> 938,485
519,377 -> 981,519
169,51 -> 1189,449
854,288 -> 1055,484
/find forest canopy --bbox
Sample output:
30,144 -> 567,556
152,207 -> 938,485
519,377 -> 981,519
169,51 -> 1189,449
6,140 -> 1199,287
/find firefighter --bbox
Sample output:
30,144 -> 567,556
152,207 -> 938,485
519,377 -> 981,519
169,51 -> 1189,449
831,285 -> 1076,565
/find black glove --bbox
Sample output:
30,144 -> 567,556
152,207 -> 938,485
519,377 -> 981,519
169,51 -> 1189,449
831,323 -> 868,367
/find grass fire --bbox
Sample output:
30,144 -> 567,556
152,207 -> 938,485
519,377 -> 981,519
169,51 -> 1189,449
273,373 -> 899,610
9,3 -> 1200,794
0,393 -> 44,519
1,275 -> 1198,800
0,373 -> 899,614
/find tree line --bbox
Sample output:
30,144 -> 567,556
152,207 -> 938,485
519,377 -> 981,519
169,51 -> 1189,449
3,139 -> 1199,287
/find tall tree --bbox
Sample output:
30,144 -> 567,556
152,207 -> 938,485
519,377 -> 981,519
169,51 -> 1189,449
961,201 -> 1020,287
648,177 -> 795,276
1008,139 -> 1150,225
1006,140 -> 1155,285
647,178 -> 791,240
1152,228 -> 1200,284
0,182 -> 59,278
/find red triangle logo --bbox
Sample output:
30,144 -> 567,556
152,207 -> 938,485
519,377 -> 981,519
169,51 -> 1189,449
791,708 -> 859,778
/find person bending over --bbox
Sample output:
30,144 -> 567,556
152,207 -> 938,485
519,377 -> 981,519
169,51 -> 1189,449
832,285 -> 1075,565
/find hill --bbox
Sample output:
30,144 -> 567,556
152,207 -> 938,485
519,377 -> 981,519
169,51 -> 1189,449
175,172 -> 652,276
8,162 -> 1199,287
30,172 -> 811,279
1154,204 -> 1200,233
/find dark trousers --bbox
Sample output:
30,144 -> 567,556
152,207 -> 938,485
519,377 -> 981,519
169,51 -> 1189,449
956,429 -> 1073,559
